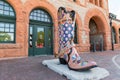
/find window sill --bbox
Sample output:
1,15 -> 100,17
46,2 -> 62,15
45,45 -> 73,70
0,43 -> 22,49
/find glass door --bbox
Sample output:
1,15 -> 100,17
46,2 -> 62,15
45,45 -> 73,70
34,26 -> 45,55
28,25 -> 53,56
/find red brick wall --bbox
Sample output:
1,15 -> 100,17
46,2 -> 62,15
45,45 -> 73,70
0,0 -> 120,58
0,0 -> 27,58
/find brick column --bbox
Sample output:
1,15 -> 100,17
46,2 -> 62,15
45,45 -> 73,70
103,32 -> 112,50
97,0 -> 99,6
100,0 -> 104,8
76,0 -> 80,4
93,0 -> 95,4
53,19 -> 59,55
116,28 -> 119,44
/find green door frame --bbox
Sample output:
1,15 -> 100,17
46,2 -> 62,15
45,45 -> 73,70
28,21 -> 53,56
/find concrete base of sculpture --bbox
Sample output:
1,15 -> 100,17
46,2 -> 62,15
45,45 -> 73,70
42,59 -> 109,80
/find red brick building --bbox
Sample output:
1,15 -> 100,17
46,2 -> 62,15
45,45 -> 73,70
0,0 -> 120,58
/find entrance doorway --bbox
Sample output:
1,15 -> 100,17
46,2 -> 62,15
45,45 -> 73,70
89,19 -> 104,51
28,9 -> 53,56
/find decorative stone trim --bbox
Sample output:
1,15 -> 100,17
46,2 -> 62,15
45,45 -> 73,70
0,43 -> 22,49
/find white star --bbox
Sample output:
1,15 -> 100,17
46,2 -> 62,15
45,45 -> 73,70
68,34 -> 71,37
65,23 -> 68,27
65,31 -> 68,34
65,38 -> 68,41
68,27 -> 71,30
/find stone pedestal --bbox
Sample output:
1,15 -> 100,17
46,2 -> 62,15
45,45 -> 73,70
42,59 -> 109,80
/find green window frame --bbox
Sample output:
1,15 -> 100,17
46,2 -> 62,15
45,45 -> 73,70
0,0 -> 16,43
30,9 -> 52,23
29,9 -> 53,48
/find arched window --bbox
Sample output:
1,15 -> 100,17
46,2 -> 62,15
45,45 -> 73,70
0,0 -> 16,43
30,9 -> 52,23
112,27 -> 117,44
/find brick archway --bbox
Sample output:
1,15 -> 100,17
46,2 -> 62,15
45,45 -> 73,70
24,0 -> 58,55
75,13 -> 82,44
75,13 -> 83,52
84,8 -> 111,51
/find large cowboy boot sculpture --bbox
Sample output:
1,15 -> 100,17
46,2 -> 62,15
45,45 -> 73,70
58,7 -> 97,71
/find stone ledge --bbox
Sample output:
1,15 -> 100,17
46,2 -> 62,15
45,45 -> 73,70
0,43 -> 22,49
42,59 -> 110,80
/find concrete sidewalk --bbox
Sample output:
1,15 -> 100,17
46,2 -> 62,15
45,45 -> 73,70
0,50 -> 120,80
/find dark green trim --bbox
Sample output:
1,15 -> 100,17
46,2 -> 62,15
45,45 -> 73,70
0,0 -> 16,43
29,8 -> 52,23
30,20 -> 53,27
0,14 -> 16,20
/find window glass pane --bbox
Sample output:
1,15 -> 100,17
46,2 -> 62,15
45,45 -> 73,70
0,9 -> 3,14
41,11 -> 44,14
5,28 -> 9,32
10,12 -> 14,16
48,28 -> 52,47
0,4 -> 3,10
0,33 -> 14,41
4,6 -> 9,10
33,16 -> 37,20
4,10 -> 9,15
0,22 -> 4,27
37,17 -> 40,21
34,12 -> 37,16
45,19 -> 47,22
29,26 -> 33,47
0,0 -> 15,16
0,22 -> 15,42
36,27 -> 44,48
0,28 -> 4,32
10,8 -> 13,11
10,28 -> 14,32
38,13 -> 40,16
4,2 -> 9,6
30,9 -> 52,22
30,26 -> 33,35
44,15 -> 47,18
41,18 -> 44,21
0,1 -> 3,5
5,23 -> 9,28
30,16 -> 32,19
10,24 -> 14,28
41,14 -> 44,17
48,19 -> 50,22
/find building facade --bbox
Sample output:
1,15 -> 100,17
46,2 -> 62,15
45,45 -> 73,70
0,0 -> 120,58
